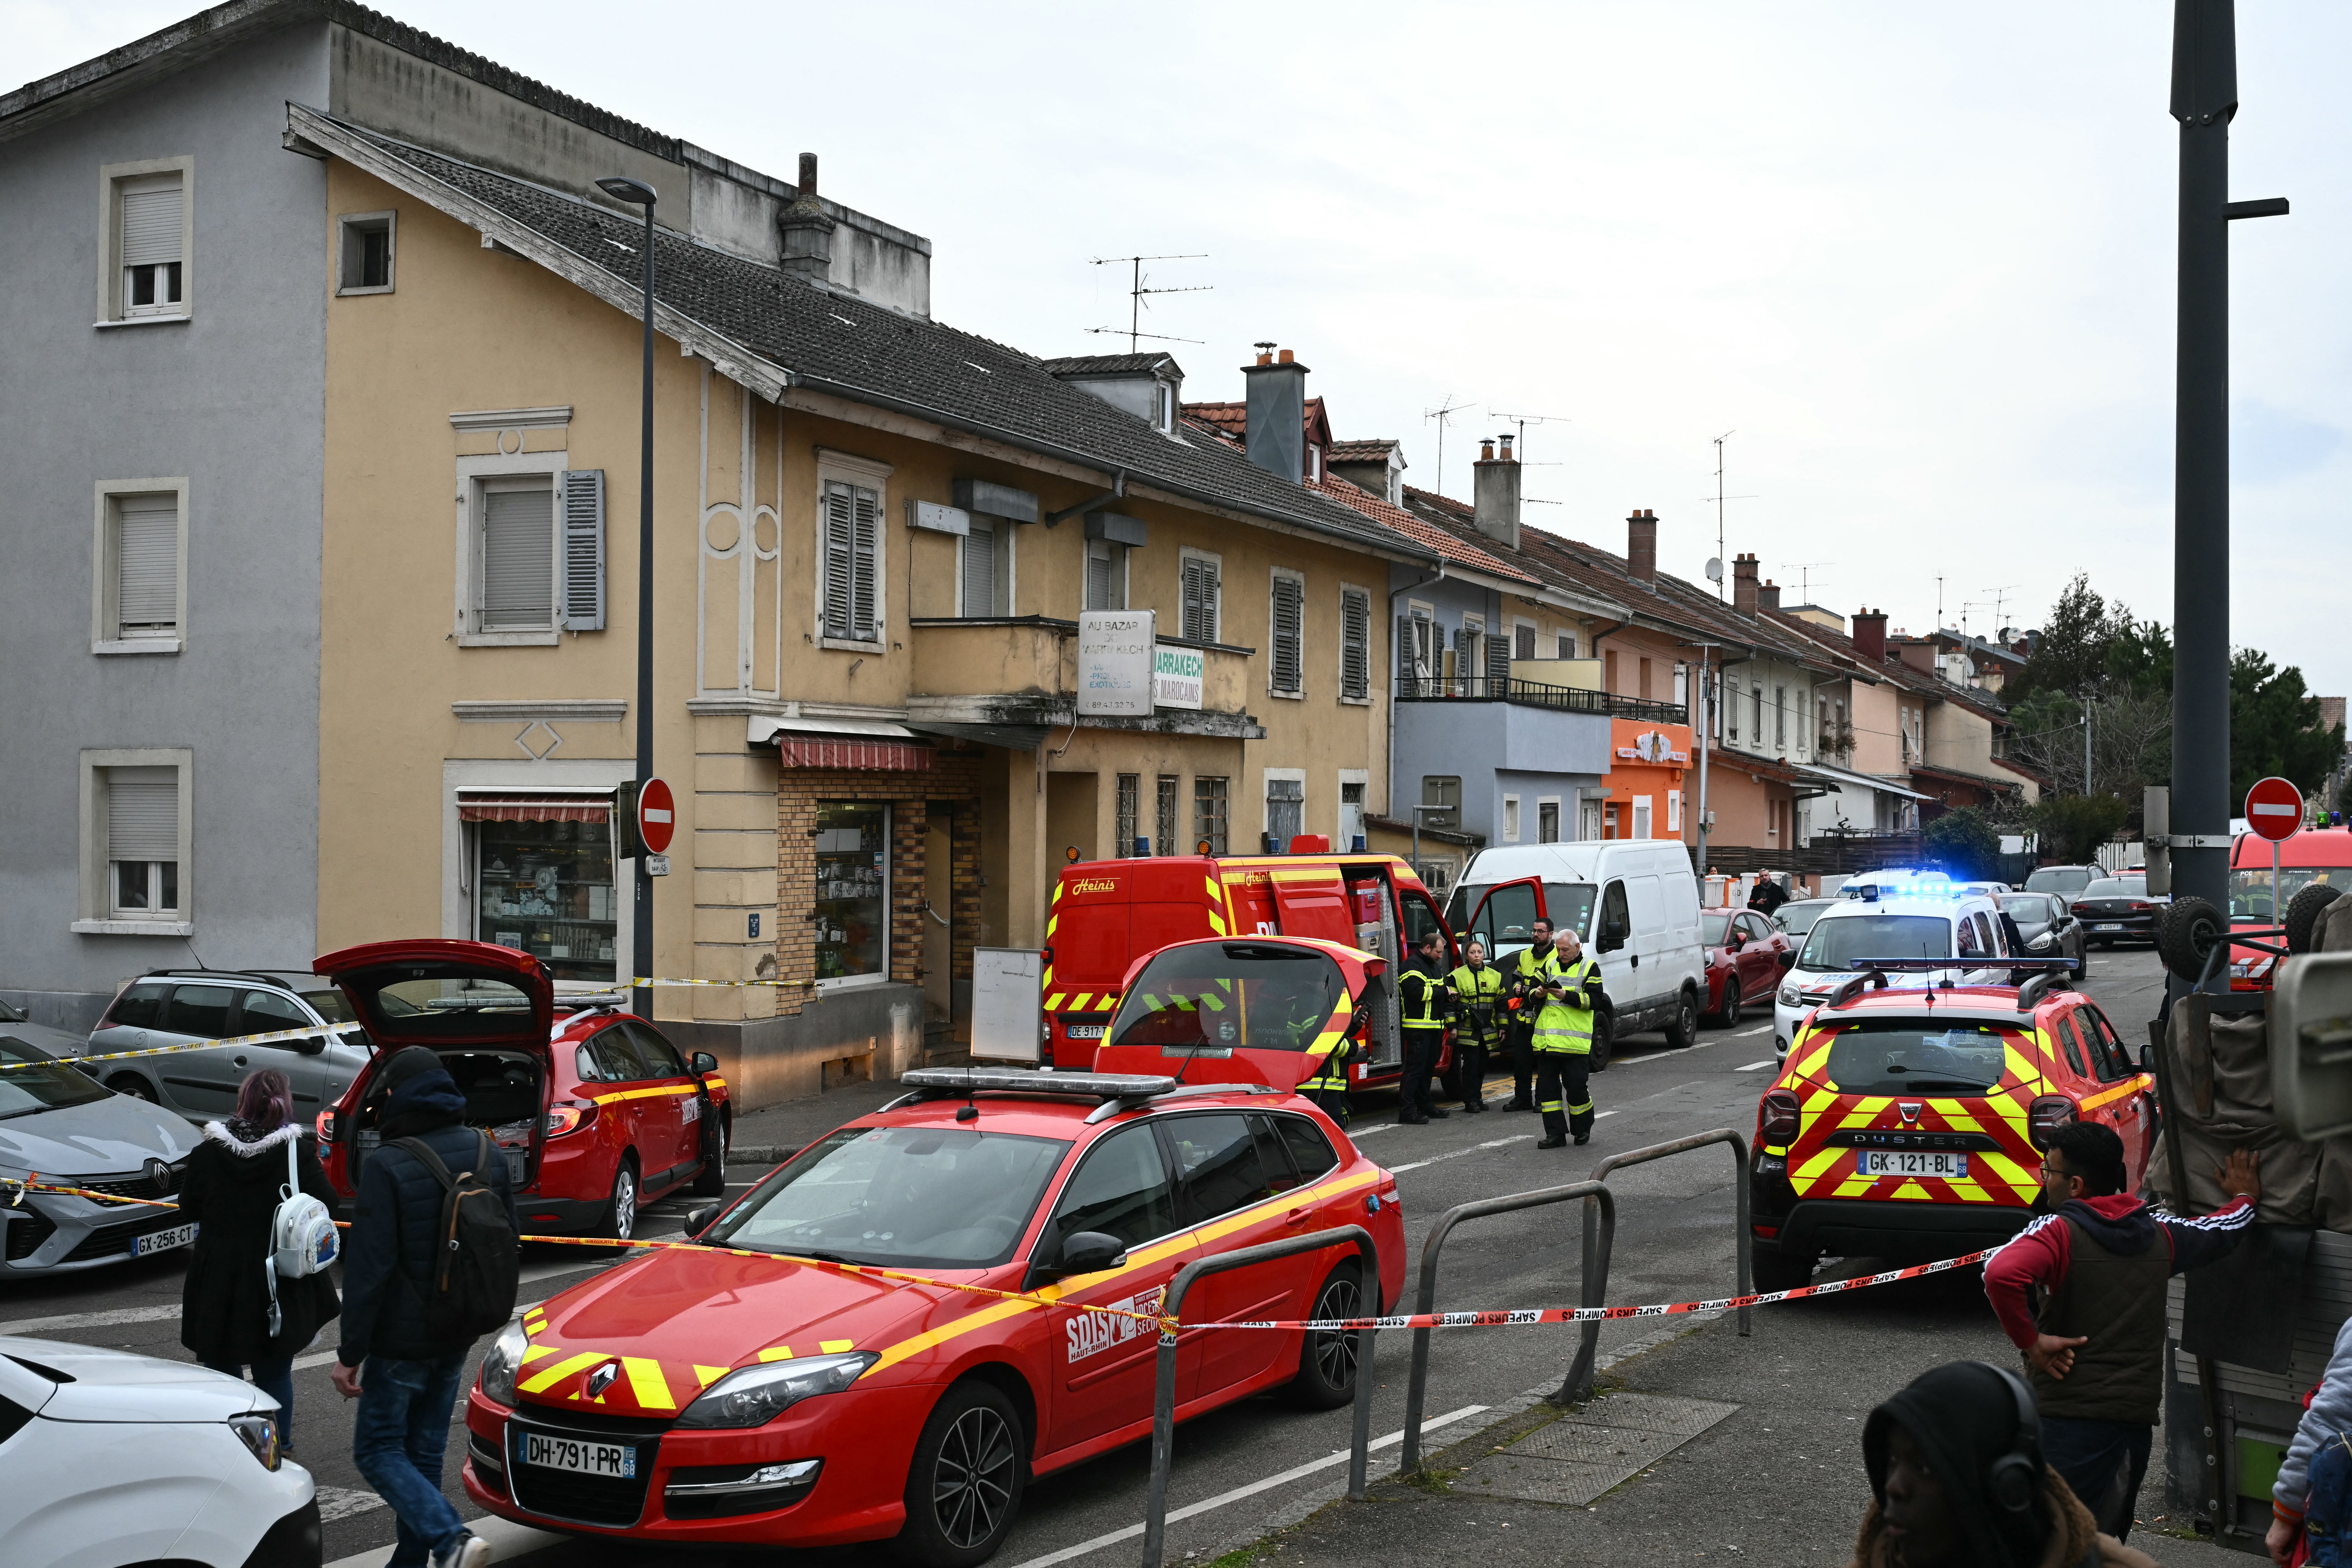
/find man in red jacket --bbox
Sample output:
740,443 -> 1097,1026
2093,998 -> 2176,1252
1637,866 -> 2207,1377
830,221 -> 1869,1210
1983,1122 -> 2259,1542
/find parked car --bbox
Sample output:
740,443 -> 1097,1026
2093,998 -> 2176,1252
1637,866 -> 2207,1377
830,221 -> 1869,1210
2023,864 -> 2101,898
0,1034 -> 206,1277
1770,888 -> 2014,1059
1998,892 -> 2087,974
314,940 -> 730,1239
1771,898 -> 1836,940
1699,909 -> 1793,1026
2072,875 -> 2166,947
83,969 -> 369,1135
0,997 -> 91,1060
0,1334 -> 319,1566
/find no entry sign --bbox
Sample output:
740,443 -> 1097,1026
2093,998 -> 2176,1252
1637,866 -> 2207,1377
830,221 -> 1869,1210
636,777 -> 676,855
2246,776 -> 2305,843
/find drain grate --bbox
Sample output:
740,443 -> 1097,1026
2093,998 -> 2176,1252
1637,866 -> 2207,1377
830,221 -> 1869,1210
1454,1392 -> 1739,1507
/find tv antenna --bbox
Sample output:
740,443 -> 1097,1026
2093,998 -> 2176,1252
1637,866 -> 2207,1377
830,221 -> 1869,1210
1087,253 -> 1210,352
1424,394 -> 1474,499
1982,583 -> 2021,637
1781,561 -> 1833,605
1487,410 -> 1570,463
1707,431 -> 1739,599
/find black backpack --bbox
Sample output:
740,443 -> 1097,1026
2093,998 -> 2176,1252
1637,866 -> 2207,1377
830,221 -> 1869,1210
391,1131 -> 520,1340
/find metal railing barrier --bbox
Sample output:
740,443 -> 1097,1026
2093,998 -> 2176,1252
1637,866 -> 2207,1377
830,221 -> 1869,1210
1140,1225 -> 1380,1568
1557,1127 -> 1752,1406
1399,1179 -> 1615,1472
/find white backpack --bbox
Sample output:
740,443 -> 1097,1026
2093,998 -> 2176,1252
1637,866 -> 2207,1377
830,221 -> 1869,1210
265,1135 -> 339,1338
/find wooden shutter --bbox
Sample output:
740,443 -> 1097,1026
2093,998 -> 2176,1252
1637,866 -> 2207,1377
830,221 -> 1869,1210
481,484 -> 554,627
559,470 -> 605,631
1271,577 -> 1302,693
1396,614 -> 1415,687
1182,558 -> 1218,642
114,494 -> 178,633
822,482 -> 855,638
960,522 -> 996,617
1340,589 -> 1369,699
119,179 -> 181,268
107,767 -> 179,864
851,485 -> 879,639
1515,624 -> 1536,661
1486,628 -> 1513,688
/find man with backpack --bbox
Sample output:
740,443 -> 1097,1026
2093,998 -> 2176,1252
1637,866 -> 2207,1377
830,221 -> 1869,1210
332,1047 -> 519,1568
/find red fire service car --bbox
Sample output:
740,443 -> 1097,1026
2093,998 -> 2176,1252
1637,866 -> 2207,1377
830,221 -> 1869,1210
2227,825 -> 2352,988
312,940 -> 730,1239
1092,935 -> 1380,1095
461,1068 -> 1404,1562
1747,962 -> 2153,1293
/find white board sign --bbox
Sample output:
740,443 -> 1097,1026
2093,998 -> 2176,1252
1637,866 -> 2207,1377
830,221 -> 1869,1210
971,947 -> 1043,1062
1078,610 -> 1155,717
1153,644 -> 1205,710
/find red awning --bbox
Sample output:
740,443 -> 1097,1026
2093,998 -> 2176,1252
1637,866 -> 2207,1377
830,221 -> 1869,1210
773,739 -> 933,771
458,794 -> 613,823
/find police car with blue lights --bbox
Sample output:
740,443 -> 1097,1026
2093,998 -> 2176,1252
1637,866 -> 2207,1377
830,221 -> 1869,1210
1771,875 -> 2018,1059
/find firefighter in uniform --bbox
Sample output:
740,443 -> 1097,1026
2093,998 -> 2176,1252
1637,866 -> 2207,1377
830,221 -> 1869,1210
1300,1009 -> 1354,1128
1446,938 -> 1505,1114
1502,918 -> 1561,1112
1397,930 -> 1452,1125
1530,927 -> 1605,1149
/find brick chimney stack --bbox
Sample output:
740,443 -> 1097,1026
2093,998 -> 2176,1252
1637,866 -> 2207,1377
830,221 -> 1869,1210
1852,608 -> 1888,663
1473,437 -> 1521,550
1757,579 -> 1782,612
1625,509 -> 1658,584
1732,552 -> 1760,616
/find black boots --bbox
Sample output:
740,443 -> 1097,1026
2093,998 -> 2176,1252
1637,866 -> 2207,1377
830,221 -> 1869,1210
1536,1135 -> 1567,1149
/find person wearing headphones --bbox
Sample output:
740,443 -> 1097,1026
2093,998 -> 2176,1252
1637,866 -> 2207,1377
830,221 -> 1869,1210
1850,1360 -> 2156,1568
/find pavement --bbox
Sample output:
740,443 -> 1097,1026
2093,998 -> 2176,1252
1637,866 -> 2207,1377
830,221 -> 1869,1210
0,942 -> 2244,1567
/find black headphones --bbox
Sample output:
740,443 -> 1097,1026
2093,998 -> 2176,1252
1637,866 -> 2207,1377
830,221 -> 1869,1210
1979,1361 -> 2045,1520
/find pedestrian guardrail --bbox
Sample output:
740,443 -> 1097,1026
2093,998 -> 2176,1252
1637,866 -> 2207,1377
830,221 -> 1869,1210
1558,1127 -> 1752,1405
1398,1179 -> 1615,1472
1140,1225 -> 1381,1568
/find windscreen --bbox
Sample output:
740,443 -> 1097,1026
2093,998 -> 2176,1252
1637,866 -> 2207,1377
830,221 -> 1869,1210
1775,901 -> 1831,936
353,973 -> 537,1043
1108,943 -> 1347,1055
2229,865 -> 2351,921
301,989 -> 357,1025
0,1038 -> 112,1117
706,1124 -> 1070,1269
2026,868 -> 2095,894
2081,878 -> 2146,900
1815,1019 -> 2024,1098
1797,915 -> 1951,970
1998,894 -> 2051,921
1448,882 -> 1598,956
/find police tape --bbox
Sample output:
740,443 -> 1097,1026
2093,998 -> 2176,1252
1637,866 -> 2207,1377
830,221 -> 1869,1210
0,1024 -> 373,1072
629,976 -> 817,989
4,1177 -> 1990,1334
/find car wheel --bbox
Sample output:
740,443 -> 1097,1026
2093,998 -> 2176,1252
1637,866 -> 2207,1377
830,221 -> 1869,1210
896,1379 -> 1026,1568
107,1073 -> 157,1103
2158,896 -> 2228,984
1283,1264 -> 1365,1409
1752,1247 -> 1817,1295
1589,1009 -> 1616,1072
689,1111 -> 729,1197
601,1159 -> 639,1241
1662,988 -> 1699,1049
1716,980 -> 1742,1028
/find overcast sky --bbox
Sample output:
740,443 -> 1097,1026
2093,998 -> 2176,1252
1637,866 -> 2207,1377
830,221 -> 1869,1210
17,2 -> 2349,694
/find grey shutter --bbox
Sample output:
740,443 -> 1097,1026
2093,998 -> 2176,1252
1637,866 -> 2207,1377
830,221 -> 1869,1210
119,182 -> 181,267
1340,590 -> 1369,699
115,493 -> 178,632
559,470 -> 605,631
960,523 -> 996,617
1396,614 -> 1415,688
1515,624 -> 1536,661
1182,558 -> 1217,642
822,482 -> 855,638
107,768 -> 179,863
1271,578 -> 1302,693
1486,628 -> 1513,688
852,485 -> 880,640
481,485 -> 555,627
1086,542 -> 1116,612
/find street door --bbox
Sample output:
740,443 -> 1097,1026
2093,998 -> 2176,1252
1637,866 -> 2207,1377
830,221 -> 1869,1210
1042,1122 -> 1193,1451
232,988 -> 332,1120
1733,913 -> 1782,1002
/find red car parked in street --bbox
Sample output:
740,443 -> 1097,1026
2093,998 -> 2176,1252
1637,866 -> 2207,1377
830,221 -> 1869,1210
1701,908 -> 1793,1026
312,940 -> 730,1239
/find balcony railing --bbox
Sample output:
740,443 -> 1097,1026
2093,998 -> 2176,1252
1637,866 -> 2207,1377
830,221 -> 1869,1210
1395,676 -> 1687,726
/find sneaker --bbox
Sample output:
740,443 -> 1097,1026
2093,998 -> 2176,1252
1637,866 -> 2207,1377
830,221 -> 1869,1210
431,1533 -> 493,1568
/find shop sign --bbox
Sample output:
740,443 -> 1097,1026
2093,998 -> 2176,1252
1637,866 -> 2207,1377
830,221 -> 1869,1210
1078,609 -> 1155,717
1153,645 -> 1205,711
1613,730 -> 1687,764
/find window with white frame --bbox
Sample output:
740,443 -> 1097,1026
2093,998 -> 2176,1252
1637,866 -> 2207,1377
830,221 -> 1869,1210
1502,794 -> 1521,842
106,163 -> 189,321
1726,677 -> 1740,740
1556,631 -> 1576,660
1269,570 -> 1304,695
1775,685 -> 1787,749
1459,615 -> 1485,690
1084,538 -> 1126,612
959,516 -> 1012,616
92,483 -> 185,649
477,477 -> 557,631
1339,587 -> 1370,701
1538,797 -> 1561,843
337,210 -> 396,295
1179,551 -> 1220,643
820,476 -> 883,645
78,750 -> 191,933
1154,381 -> 1175,434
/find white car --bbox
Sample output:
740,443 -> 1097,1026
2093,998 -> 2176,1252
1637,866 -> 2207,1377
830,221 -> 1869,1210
1771,889 -> 2015,1058
0,1335 -> 319,1567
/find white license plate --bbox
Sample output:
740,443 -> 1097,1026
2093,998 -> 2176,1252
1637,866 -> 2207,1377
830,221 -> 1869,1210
1064,1025 -> 1105,1040
133,1222 -> 198,1256
519,1429 -> 637,1478
1858,1150 -> 1967,1179
2094,923 -> 2122,932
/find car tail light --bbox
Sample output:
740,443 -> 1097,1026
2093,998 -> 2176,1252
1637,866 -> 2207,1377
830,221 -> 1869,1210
2028,1095 -> 2076,1150
316,1110 -> 337,1142
1758,1089 -> 1801,1145
2128,901 -> 2154,912
543,1100 -> 598,1137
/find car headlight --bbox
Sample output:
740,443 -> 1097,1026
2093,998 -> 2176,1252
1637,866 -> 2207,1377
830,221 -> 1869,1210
479,1318 -> 529,1406
2029,931 -> 2053,950
228,1412 -> 280,1470
675,1352 -> 878,1429
1777,985 -> 1800,1008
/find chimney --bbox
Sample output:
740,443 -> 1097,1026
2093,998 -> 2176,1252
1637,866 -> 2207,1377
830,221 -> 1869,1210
1625,508 -> 1658,584
1240,344 -> 1309,483
1757,578 -> 1782,612
1732,552 -> 1759,616
1473,437 -> 1521,550
1852,607 -> 1888,663
777,152 -> 837,281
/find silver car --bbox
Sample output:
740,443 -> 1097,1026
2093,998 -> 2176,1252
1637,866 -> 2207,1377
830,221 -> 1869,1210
81,969 -> 368,1134
0,1034 -> 205,1275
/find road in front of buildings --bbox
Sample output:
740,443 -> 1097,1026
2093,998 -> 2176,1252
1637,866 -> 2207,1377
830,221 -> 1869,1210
0,946 -> 2177,1567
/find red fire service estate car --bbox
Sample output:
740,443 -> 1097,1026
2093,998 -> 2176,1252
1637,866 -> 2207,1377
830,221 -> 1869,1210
462,1067 -> 1404,1563
313,940 -> 730,1239
1701,908 -> 1794,1026
1747,963 -> 2153,1293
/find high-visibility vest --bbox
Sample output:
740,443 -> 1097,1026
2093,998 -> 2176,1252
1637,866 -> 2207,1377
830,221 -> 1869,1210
1302,1033 -> 1352,1093
1448,962 -> 1506,1043
1399,963 -> 1447,1034
1532,953 -> 1600,1056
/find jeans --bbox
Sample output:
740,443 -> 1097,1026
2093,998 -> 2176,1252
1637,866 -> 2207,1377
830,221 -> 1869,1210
352,1350 -> 471,1566
201,1354 -> 297,1447
2042,1416 -> 2152,1542
2305,1428 -> 2352,1566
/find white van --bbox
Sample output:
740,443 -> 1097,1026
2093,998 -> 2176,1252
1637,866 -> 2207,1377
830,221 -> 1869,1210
1771,888 -> 2014,1058
1444,842 -> 1706,1066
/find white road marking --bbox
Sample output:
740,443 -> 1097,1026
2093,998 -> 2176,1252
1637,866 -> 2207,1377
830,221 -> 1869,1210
1389,1136 -> 1534,1174
326,1512 -> 567,1568
1738,1024 -> 1773,1037
1003,1404 -> 1490,1568
0,1303 -> 181,1337
1735,1060 -> 1777,1072
1349,1122 -> 1399,1138
315,1486 -> 385,1522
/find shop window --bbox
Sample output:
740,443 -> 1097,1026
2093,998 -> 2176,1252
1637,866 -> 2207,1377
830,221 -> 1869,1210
472,807 -> 618,983
814,801 -> 889,983
1156,775 -> 1180,857
1339,779 -> 1366,851
1194,776 -> 1228,855
1266,776 -> 1303,846
1116,773 -> 1140,855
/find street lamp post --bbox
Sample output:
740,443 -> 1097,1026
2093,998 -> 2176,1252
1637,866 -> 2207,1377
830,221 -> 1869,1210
598,176 -> 658,1020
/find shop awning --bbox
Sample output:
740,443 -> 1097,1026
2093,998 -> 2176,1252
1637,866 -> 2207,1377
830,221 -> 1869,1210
747,713 -> 932,771
1794,763 -> 1936,804
457,791 -> 614,823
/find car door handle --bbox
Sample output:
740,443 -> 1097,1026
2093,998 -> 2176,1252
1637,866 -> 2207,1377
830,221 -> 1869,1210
232,1055 -> 248,1068
1285,1207 -> 1312,1227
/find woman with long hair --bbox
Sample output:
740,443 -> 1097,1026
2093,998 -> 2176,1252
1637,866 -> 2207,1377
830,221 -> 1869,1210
177,1067 -> 340,1456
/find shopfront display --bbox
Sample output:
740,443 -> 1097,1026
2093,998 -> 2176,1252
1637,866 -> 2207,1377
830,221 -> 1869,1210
813,800 -> 889,982
461,794 -> 619,984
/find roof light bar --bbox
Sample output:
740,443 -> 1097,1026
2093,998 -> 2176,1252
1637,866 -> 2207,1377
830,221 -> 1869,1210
899,1068 -> 1179,1100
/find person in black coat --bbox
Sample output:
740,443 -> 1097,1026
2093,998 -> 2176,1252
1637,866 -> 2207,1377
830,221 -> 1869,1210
177,1067 -> 340,1455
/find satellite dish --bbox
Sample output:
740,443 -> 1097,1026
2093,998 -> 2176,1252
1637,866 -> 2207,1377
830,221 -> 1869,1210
1705,557 -> 1724,583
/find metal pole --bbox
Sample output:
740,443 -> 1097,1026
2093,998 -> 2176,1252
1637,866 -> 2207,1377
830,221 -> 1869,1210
1694,649 -> 1713,872
632,197 -> 656,1022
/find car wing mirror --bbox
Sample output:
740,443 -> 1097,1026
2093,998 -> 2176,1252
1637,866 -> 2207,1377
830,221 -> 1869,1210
685,1202 -> 722,1237
1777,950 -> 1797,971
1030,1229 -> 1128,1288
297,1034 -> 328,1055
690,1050 -> 719,1076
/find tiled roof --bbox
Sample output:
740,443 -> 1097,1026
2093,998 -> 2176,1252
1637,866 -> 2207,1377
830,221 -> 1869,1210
1182,397 -> 1330,444
1042,352 -> 1181,378
311,117 -> 1435,566
1309,476 -> 1535,584
1329,439 -> 1401,464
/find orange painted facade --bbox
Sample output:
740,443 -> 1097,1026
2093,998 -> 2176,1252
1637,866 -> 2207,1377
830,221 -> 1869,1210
1599,717 -> 1694,842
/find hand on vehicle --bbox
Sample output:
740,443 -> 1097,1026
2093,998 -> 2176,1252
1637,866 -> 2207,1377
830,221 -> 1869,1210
2268,1516 -> 2298,1566
331,1360 -> 363,1399
2221,1148 -> 2262,1204
2028,1333 -> 2086,1380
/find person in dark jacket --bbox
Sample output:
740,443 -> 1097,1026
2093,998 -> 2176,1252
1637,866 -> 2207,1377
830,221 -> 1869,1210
331,1047 -> 515,1568
177,1068 -> 340,1455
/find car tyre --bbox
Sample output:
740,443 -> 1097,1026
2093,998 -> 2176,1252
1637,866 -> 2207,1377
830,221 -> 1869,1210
1589,1008 -> 1617,1072
1714,979 -> 1742,1028
107,1073 -> 158,1103
1282,1263 -> 1366,1409
689,1111 -> 729,1197
2158,896 -> 2228,984
896,1378 -> 1026,1568
1662,988 -> 1699,1049
1752,1248 -> 1817,1295
600,1158 -> 639,1241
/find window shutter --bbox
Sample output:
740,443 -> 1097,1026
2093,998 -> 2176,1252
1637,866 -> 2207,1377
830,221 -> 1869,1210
1486,628 -> 1512,688
1396,614 -> 1415,687
851,485 -> 879,640
822,482 -> 855,638
115,494 -> 178,632
107,768 -> 179,864
1271,578 -> 1302,693
1086,542 -> 1116,612
559,470 -> 605,631
119,181 -> 181,267
1340,590 -> 1369,699
1181,558 -> 1217,642
481,485 -> 555,627
1515,624 -> 1536,661
960,523 -> 996,618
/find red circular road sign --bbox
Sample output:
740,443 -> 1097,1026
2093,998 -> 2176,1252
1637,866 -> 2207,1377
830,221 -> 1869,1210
2246,775 -> 2305,843
637,777 -> 676,855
